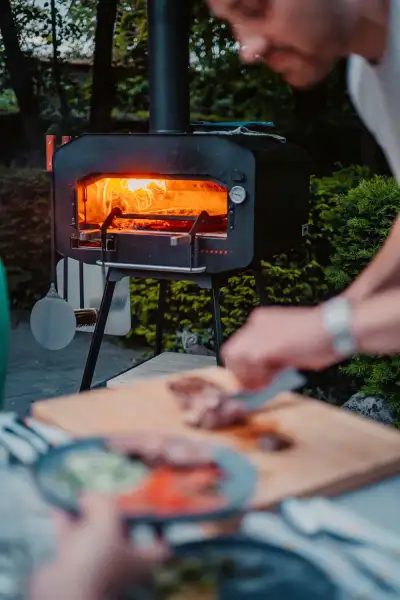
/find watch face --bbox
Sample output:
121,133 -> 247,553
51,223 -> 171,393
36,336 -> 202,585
0,542 -> 30,600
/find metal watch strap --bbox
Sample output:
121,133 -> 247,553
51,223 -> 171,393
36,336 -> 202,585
322,297 -> 357,358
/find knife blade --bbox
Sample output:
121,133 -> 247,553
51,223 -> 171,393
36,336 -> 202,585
230,368 -> 306,412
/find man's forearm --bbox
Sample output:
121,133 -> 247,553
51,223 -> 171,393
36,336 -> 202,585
351,287 -> 400,355
343,216 -> 400,303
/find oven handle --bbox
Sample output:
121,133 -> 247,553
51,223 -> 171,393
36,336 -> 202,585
96,261 -> 206,274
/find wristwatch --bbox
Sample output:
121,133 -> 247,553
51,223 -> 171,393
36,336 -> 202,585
322,297 -> 358,359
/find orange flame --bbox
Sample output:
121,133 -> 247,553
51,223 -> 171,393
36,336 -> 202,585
79,177 -> 227,232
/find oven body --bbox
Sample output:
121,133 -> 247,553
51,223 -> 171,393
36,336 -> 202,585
53,132 -> 309,275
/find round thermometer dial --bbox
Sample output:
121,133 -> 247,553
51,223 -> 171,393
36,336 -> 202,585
229,186 -> 247,205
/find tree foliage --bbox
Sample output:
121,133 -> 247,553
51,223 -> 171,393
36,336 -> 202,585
0,1 -> 357,134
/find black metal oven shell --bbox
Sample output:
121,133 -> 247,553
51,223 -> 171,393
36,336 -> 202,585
53,133 -> 309,274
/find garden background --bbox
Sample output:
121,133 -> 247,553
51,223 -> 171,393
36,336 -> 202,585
1,0 -> 399,417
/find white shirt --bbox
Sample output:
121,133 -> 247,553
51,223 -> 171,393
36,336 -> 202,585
348,0 -> 400,181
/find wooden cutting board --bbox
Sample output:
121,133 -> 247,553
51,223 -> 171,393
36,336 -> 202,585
33,366 -> 400,509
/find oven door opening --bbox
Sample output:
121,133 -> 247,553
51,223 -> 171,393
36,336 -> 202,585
77,176 -> 228,238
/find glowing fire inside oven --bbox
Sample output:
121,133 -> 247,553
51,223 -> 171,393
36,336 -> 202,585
79,177 -> 227,233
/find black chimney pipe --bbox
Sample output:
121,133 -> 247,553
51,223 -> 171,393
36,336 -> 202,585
147,0 -> 191,133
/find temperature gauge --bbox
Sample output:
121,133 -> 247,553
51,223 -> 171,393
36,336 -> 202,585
229,186 -> 247,205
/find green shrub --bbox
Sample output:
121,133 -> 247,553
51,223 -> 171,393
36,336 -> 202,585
129,256 -> 325,351
309,165 -> 371,265
0,168 -> 51,308
325,176 -> 398,288
324,175 -> 400,418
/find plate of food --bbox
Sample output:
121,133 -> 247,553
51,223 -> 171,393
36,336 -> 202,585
33,433 -> 256,524
141,536 -> 339,600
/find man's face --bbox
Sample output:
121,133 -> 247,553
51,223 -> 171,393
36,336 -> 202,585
207,0 -> 349,88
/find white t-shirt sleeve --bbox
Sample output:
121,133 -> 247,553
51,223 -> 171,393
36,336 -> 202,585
347,0 -> 400,182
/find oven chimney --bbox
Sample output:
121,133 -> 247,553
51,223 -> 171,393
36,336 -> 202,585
147,0 -> 191,134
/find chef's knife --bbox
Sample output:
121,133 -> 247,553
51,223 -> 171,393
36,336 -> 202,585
231,368 -> 307,412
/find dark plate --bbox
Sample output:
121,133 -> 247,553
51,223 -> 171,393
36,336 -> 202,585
33,435 -> 257,525
167,536 -> 339,600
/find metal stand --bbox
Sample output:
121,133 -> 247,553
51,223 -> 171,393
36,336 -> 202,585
154,280 -> 168,357
79,270 -> 117,391
79,262 -> 269,392
79,266 -> 227,392
211,278 -> 223,367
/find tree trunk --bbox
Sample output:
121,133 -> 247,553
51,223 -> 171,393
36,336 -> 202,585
292,83 -> 328,142
89,0 -> 119,132
0,0 -> 42,162
50,0 -> 70,122
291,83 -> 328,173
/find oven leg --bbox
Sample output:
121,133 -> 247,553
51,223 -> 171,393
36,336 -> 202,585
211,278 -> 224,366
79,272 -> 116,392
154,280 -> 168,356
254,268 -> 269,307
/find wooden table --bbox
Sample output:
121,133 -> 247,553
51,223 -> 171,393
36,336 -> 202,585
32,366 -> 400,510
21,361 -> 400,567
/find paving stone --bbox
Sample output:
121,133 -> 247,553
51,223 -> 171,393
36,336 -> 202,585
4,316 -> 145,416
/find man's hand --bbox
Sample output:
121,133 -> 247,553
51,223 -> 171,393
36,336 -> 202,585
30,495 -> 168,600
222,305 -> 338,389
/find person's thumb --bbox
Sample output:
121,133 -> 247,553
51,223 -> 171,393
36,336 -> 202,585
79,494 -> 121,526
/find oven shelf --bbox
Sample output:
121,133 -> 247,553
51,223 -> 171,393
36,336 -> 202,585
96,261 -> 206,274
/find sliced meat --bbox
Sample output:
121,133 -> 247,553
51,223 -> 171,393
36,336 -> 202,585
186,406 -> 220,430
108,434 -> 213,468
169,376 -> 223,396
108,433 -> 163,456
258,433 -> 292,452
218,399 -> 247,427
169,375 -> 248,430
169,377 -> 224,409
161,438 -> 213,467
184,396 -> 247,430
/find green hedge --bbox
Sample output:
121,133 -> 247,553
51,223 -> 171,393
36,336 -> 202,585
325,176 -> 400,419
0,168 -> 50,308
127,165 -> 373,406
129,165 -> 372,351
130,167 -> 400,415
3,165 -> 400,414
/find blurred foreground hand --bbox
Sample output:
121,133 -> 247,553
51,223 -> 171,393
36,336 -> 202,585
30,495 -> 168,600
222,306 -> 337,390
